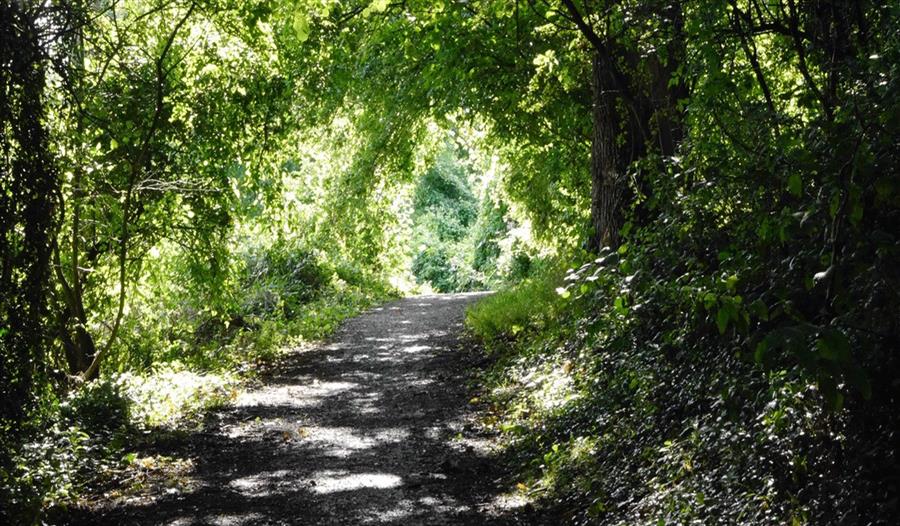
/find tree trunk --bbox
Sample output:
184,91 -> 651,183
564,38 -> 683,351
588,51 -> 647,251
53,244 -> 97,375
0,0 -> 58,421
589,52 -> 623,250
568,1 -> 686,253
653,0 -> 688,158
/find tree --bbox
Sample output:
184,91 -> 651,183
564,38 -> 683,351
559,0 -> 687,249
0,0 -> 60,426
48,0 -> 296,379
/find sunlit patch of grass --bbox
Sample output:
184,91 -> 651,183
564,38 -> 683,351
468,281 -> 618,515
465,265 -> 566,344
535,435 -> 600,492
522,360 -> 580,413
476,338 -> 596,483
483,350 -> 585,431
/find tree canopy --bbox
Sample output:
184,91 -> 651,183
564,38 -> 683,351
1,0 -> 898,523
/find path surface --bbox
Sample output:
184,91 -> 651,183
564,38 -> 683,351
75,293 -> 524,525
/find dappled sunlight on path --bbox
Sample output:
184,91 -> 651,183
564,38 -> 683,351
72,293 -> 527,525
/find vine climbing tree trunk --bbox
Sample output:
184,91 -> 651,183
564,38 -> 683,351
0,0 -> 59,422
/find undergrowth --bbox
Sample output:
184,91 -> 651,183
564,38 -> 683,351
467,248 -> 897,525
465,264 -> 566,341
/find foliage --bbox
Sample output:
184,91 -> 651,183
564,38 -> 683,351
0,421 -> 89,525
119,365 -> 237,430
469,238 -> 897,523
410,141 -> 483,292
1,0 -> 898,523
466,264 -> 567,344
240,241 -> 330,318
408,134 -> 542,293
60,378 -> 131,434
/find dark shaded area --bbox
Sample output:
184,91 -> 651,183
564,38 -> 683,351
64,294 -> 534,525
0,0 -> 59,427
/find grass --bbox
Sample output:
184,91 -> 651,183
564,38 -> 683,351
465,264 -> 567,345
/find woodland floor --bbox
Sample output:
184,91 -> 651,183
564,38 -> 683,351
65,293 -> 532,526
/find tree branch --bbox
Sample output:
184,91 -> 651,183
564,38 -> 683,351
83,1 -> 197,381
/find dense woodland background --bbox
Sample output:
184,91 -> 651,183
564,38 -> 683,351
2,0 -> 898,524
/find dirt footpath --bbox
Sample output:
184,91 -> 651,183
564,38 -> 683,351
72,293 -> 530,525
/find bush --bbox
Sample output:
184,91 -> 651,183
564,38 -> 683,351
0,423 -> 89,525
240,242 -> 331,319
60,377 -> 131,434
411,245 -> 455,292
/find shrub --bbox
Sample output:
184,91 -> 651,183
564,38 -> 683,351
60,377 -> 131,434
0,423 -> 89,525
240,242 -> 331,319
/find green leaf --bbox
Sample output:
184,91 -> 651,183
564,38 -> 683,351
716,307 -> 730,334
754,339 -> 768,363
850,204 -> 863,224
613,296 -> 628,316
845,365 -> 872,400
725,274 -> 739,291
788,173 -> 802,196
292,11 -> 310,42
818,375 -> 843,411
816,329 -> 851,362
831,391 -> 844,411
829,192 -> 841,218
748,299 -> 769,320
847,184 -> 863,224
362,0 -> 390,16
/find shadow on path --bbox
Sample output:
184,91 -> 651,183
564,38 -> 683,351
68,293 -> 529,525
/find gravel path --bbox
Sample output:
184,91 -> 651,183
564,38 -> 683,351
74,293 -> 525,525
